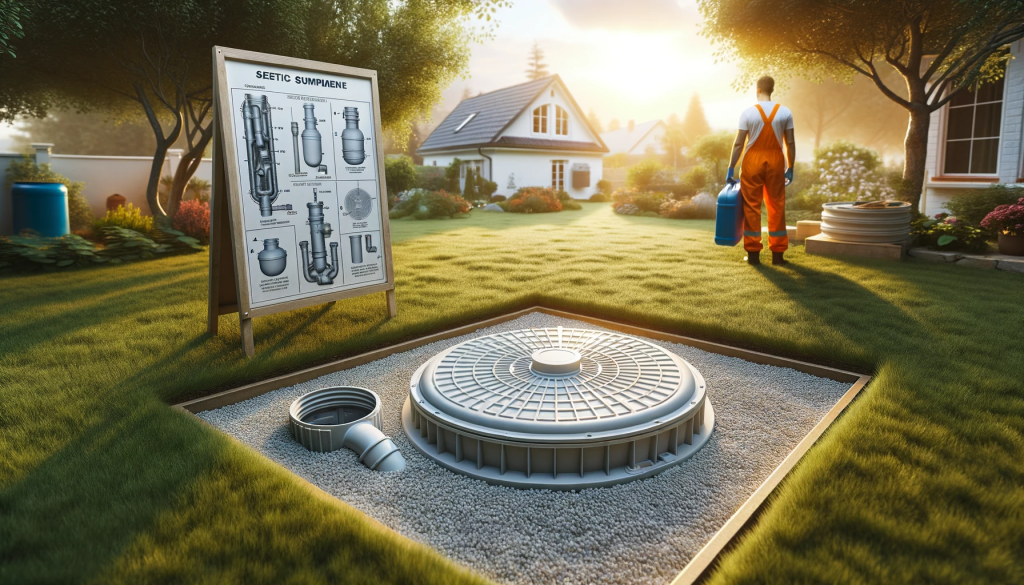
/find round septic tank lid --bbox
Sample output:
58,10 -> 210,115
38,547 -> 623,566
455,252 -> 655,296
403,327 -> 714,489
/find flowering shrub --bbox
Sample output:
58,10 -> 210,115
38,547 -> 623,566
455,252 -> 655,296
507,187 -> 562,213
612,190 -> 665,215
980,198 -> 1024,236
172,200 -> 210,244
93,203 -> 154,234
911,213 -> 988,252
389,189 -> 469,219
803,141 -> 894,203
658,193 -> 716,220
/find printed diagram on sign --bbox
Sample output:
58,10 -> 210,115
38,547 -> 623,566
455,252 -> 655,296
299,188 -> 339,285
241,94 -> 292,217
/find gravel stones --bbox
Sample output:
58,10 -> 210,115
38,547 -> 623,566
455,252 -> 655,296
198,313 -> 850,585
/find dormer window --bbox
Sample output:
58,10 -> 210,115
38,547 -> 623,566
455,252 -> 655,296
555,106 -> 568,136
532,105 -> 548,133
454,113 -> 477,133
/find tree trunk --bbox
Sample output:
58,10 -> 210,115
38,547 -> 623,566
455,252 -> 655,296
135,85 -> 183,224
902,106 -> 930,211
167,129 -> 213,218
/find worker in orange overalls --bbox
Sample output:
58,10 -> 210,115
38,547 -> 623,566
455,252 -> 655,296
726,76 -> 796,266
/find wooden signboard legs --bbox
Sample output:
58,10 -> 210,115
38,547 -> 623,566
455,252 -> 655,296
207,110 -> 257,356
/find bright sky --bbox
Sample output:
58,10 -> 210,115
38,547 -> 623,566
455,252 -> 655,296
444,0 -> 754,131
0,0 -> 755,150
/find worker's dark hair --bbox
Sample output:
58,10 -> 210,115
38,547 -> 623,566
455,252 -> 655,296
756,76 -> 775,96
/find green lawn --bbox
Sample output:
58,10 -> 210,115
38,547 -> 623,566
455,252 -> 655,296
2,202 -> 1022,584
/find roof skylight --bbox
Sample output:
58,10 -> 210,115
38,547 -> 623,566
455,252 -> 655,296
454,113 -> 477,133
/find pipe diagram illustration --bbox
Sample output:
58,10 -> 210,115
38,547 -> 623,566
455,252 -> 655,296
342,107 -> 366,165
365,234 -> 377,253
299,189 -> 339,285
343,187 -> 372,220
349,235 -> 364,265
301,104 -> 328,174
257,238 -> 288,277
242,94 -> 292,217
291,122 -> 301,174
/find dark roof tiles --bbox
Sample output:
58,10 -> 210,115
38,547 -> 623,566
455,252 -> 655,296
418,76 -> 607,154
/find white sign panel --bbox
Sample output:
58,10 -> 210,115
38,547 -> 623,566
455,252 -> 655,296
222,58 -> 387,309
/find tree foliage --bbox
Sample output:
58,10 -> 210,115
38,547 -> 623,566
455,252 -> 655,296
0,0 -> 506,221
680,93 -> 711,145
0,0 -> 25,57
526,41 -> 549,80
699,0 -> 1024,207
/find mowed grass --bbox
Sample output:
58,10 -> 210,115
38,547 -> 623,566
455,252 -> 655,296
1,202 -> 1023,584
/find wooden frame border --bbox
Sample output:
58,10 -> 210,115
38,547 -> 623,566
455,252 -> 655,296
174,306 -> 870,584
208,46 -> 397,356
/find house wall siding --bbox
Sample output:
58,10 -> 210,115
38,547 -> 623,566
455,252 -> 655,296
501,83 -> 600,145
423,149 -> 603,199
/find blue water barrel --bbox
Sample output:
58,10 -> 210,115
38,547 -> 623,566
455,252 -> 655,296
714,183 -> 743,246
12,182 -> 70,237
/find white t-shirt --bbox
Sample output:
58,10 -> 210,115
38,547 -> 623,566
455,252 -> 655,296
738,101 -> 794,151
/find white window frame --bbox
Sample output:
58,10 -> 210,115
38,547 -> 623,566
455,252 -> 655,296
532,105 -> 548,134
551,160 -> 566,191
555,105 -> 569,136
939,76 -> 1007,177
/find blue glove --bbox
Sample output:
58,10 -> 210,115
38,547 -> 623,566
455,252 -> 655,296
785,167 -> 794,186
726,167 -> 736,186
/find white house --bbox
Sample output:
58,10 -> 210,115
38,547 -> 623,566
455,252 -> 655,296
418,75 -> 608,199
600,120 -> 667,156
921,40 -> 1024,216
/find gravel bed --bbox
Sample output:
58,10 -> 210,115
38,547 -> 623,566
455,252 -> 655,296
198,313 -> 851,585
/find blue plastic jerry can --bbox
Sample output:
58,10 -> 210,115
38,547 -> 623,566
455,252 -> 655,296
714,183 -> 743,246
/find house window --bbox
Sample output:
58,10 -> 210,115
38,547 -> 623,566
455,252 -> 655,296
555,106 -> 568,136
943,77 -> 1004,175
551,160 -> 566,191
533,105 -> 548,133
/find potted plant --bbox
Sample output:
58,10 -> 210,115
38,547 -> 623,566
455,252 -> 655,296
981,197 -> 1024,256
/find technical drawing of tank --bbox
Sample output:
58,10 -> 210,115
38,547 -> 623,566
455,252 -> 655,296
299,189 -> 339,285
301,104 -> 328,174
241,94 -> 292,217
342,107 -> 366,165
343,187 -> 372,220
349,235 -> 364,264
364,234 -> 377,253
291,122 -> 301,174
257,238 -> 288,277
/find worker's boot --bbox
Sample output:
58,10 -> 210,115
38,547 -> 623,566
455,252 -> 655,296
746,252 -> 760,265
772,251 -> 788,266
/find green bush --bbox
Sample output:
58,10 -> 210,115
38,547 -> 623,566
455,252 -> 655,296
658,193 -> 716,220
507,187 -> 562,213
556,190 -> 572,202
612,190 -> 666,215
5,154 -> 93,231
389,189 -> 469,220
945,185 -> 1024,228
911,213 -> 988,252
0,226 -> 200,273
589,193 -> 610,202
93,203 -> 154,234
478,178 -> 498,200
562,199 -> 582,211
415,165 -> 447,191
626,160 -> 667,190
462,168 -> 479,201
596,179 -> 612,195
384,155 -> 418,196
490,194 -> 507,202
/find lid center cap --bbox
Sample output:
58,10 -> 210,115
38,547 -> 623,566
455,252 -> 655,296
530,348 -> 582,376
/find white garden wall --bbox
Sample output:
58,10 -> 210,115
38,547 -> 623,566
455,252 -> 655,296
0,143 -> 212,235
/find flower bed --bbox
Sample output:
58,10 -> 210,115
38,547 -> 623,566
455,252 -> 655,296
981,198 -> 1024,236
911,213 -> 988,252
389,189 -> 470,220
506,187 -> 562,213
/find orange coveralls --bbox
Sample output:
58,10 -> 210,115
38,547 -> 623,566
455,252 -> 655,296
740,104 -> 788,253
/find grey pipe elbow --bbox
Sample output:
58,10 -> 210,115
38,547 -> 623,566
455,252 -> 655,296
298,241 -> 316,283
326,242 -> 340,281
342,422 -> 406,471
